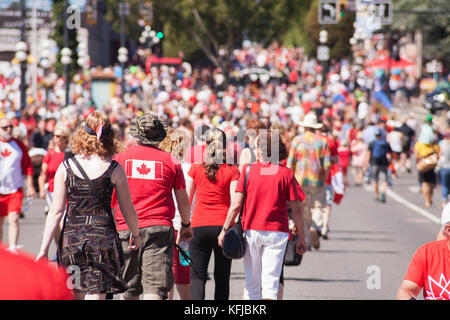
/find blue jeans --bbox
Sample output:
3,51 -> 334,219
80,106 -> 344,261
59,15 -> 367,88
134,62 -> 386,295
440,168 -> 450,202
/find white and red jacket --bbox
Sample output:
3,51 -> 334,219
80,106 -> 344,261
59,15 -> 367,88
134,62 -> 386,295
0,138 -> 33,195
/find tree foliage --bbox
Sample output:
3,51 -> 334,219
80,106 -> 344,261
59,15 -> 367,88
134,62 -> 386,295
51,0 -> 79,77
391,0 -> 450,67
304,0 -> 355,60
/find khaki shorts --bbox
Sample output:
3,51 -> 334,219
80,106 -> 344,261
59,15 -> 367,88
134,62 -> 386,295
118,225 -> 174,299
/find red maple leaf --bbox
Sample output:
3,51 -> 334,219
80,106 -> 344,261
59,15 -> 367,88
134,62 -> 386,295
136,163 -> 151,175
1,149 -> 11,157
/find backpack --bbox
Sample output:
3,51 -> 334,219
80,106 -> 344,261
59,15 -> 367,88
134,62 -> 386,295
372,139 -> 388,162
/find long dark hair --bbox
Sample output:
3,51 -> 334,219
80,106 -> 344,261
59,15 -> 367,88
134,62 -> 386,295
202,128 -> 227,182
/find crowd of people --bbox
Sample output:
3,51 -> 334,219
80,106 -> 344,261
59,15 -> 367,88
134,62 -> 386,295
0,42 -> 449,300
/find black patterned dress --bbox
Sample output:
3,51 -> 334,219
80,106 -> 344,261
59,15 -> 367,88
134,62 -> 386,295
58,158 -> 128,295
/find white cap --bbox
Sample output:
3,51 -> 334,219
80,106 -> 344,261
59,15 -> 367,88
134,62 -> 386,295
441,202 -> 450,226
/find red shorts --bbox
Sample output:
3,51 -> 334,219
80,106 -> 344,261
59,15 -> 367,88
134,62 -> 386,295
172,230 -> 190,285
0,188 -> 24,218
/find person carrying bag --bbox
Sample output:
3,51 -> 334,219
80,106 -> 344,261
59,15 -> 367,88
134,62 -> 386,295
221,163 -> 251,260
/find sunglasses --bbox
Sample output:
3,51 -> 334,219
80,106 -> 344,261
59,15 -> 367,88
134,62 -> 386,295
1,125 -> 12,130
54,135 -> 67,139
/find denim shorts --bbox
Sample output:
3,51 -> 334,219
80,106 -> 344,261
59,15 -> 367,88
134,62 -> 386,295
118,225 -> 174,299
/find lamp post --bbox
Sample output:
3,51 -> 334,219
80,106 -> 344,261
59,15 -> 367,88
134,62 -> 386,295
318,27 -> 328,86
118,0 -> 129,100
139,25 -> 160,52
18,0 -> 27,111
62,0 -> 71,107
61,47 -> 72,107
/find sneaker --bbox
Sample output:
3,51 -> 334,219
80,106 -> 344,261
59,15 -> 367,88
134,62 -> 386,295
6,245 -> 22,254
380,193 -> 386,203
310,229 -> 320,250
321,227 -> 329,240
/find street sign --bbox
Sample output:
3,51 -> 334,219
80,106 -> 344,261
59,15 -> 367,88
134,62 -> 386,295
319,0 -> 339,24
317,45 -> 330,61
358,0 -> 392,27
426,60 -> 443,74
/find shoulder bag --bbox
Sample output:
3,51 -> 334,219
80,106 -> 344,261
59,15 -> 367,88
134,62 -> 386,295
284,232 -> 303,266
417,152 -> 438,173
222,163 -> 251,260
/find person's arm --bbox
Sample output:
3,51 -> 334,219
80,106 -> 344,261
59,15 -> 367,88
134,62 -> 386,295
111,164 -> 141,250
397,280 -> 421,300
289,199 -> 307,256
17,139 -> 36,198
185,174 -> 195,205
38,162 -> 49,199
218,190 -> 244,247
239,148 -> 250,172
36,164 -> 67,260
174,188 -> 193,243
25,173 -> 36,198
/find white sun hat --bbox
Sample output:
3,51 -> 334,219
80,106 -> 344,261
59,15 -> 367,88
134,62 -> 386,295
300,112 -> 323,129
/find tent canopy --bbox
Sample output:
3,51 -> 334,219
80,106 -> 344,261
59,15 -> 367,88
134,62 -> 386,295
365,56 -> 415,70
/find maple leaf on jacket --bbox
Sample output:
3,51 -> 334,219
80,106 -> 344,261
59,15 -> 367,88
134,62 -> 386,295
136,163 -> 151,175
1,149 -> 12,157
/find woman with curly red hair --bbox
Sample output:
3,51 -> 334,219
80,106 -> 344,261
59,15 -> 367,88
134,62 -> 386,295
37,111 -> 140,300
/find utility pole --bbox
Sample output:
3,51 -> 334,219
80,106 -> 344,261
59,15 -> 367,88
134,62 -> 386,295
20,0 -> 27,111
64,0 -> 70,107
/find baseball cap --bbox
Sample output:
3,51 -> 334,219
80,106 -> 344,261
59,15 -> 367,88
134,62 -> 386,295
441,202 -> 450,226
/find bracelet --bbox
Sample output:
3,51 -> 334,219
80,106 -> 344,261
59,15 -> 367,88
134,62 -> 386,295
181,222 -> 191,228
222,226 -> 230,232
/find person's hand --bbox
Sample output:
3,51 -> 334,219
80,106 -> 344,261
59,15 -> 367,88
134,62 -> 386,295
39,189 -> 46,199
296,236 -> 307,256
26,186 -> 36,199
128,234 -> 141,251
218,229 -> 226,247
179,226 -> 193,243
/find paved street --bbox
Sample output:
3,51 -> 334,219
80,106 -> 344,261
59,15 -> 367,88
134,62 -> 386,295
3,156 -> 443,300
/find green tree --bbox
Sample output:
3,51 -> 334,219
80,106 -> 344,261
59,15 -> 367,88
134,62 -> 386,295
51,0 -> 79,77
153,0 -> 300,69
391,0 -> 450,68
304,0 -> 355,60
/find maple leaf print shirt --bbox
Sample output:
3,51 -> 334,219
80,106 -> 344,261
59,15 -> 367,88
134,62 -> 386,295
404,240 -> 450,300
0,138 -> 33,194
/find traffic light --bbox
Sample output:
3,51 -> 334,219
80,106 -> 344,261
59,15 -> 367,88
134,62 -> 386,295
156,31 -> 164,39
338,0 -> 348,20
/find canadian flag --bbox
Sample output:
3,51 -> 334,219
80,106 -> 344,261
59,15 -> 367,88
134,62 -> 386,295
330,164 -> 345,205
125,159 -> 163,180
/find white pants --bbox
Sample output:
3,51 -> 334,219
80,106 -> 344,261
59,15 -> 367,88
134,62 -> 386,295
243,229 -> 289,300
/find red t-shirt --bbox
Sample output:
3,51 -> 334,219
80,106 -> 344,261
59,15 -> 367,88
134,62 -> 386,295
237,162 -> 301,233
338,146 -> 351,168
0,246 -> 74,300
403,240 -> 450,300
42,149 -> 65,192
112,145 -> 186,231
188,164 -> 240,228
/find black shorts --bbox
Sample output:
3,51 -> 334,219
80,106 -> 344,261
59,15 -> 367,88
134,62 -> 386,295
418,170 -> 436,184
